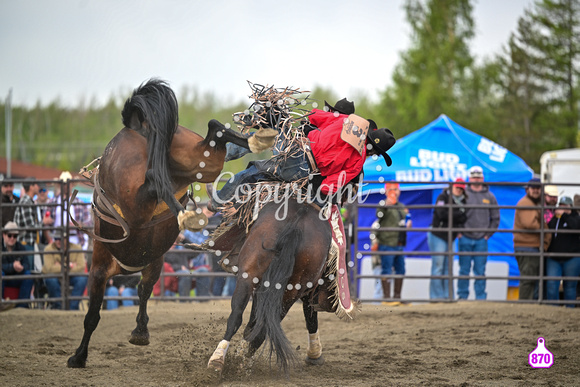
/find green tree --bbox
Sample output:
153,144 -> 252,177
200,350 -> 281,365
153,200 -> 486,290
531,0 -> 580,148
377,0 -> 476,135
490,0 -> 580,170
494,15 -> 549,164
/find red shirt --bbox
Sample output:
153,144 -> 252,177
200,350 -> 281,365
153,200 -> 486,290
307,109 -> 366,195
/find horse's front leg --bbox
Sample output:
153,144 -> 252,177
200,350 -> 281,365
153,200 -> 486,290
208,277 -> 252,374
302,296 -> 324,365
129,257 -> 163,346
68,242 -> 117,368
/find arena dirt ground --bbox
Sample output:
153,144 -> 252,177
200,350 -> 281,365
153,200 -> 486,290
0,300 -> 578,386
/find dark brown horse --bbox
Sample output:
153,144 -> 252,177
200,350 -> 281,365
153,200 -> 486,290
67,79 -> 273,368
206,197 -> 350,375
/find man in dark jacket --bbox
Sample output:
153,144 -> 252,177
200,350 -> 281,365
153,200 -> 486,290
2,221 -> 34,308
428,179 -> 467,300
545,196 -> 580,307
1,179 -> 20,226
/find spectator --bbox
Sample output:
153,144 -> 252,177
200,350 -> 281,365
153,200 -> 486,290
513,178 -> 551,300
222,274 -> 237,297
35,184 -> 54,247
164,237 -> 194,301
370,220 -> 384,301
104,275 -> 139,310
165,230 -> 211,304
457,166 -> 500,300
180,228 -> 212,300
51,172 -> 93,251
42,230 -> 88,310
1,179 -> 20,226
543,185 -> 559,224
204,211 -> 229,297
370,182 -> 411,305
1,221 -> 34,308
153,261 -> 179,297
14,178 -> 40,271
428,178 -> 467,300
545,196 -> 580,307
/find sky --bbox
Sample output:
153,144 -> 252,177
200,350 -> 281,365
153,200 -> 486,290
0,0 -> 534,108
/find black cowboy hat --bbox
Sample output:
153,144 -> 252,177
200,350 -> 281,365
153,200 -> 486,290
367,119 -> 395,166
324,98 -> 355,115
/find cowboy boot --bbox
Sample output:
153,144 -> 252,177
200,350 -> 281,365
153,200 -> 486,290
394,278 -> 410,305
381,279 -> 390,300
382,279 -> 401,306
394,278 -> 403,299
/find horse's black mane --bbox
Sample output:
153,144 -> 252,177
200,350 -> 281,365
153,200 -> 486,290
121,78 -> 178,204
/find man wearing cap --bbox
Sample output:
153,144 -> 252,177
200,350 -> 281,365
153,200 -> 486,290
1,221 -> 34,308
457,166 -> 500,300
371,182 -> 412,304
513,178 -> 551,300
543,185 -> 559,224
42,230 -> 88,310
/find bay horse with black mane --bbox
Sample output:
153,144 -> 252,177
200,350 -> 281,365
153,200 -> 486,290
205,183 -> 359,376
67,79 -> 275,368
200,85 -> 361,376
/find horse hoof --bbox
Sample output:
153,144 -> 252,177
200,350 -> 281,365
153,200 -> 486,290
129,336 -> 150,346
67,355 -> 86,368
129,333 -> 150,346
178,210 -> 208,232
305,355 -> 324,366
207,359 -> 224,374
248,128 -> 277,153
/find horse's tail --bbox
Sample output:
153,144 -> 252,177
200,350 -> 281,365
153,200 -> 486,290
121,78 -> 178,204
247,206 -> 308,373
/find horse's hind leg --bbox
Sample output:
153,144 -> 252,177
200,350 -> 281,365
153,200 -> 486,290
129,256 -> 163,346
302,296 -> 324,365
68,242 -> 116,368
208,277 -> 252,373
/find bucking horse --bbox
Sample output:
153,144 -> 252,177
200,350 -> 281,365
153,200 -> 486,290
66,78 -> 275,368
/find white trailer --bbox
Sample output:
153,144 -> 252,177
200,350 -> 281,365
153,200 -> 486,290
540,148 -> 580,199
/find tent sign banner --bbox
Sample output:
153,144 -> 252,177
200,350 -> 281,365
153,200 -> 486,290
396,148 -> 469,182
362,114 -> 534,193
477,138 -> 508,163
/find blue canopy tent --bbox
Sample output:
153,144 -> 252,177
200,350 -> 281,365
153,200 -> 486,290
359,114 -> 534,288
